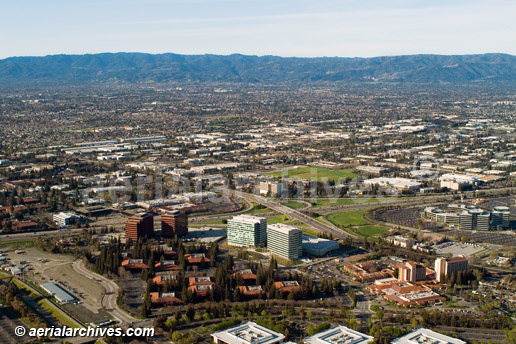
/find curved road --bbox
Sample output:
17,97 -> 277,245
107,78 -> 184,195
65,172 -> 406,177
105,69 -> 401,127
232,190 -> 356,240
72,259 -> 137,324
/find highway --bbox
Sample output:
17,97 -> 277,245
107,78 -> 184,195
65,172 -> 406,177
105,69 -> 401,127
232,190 -> 357,240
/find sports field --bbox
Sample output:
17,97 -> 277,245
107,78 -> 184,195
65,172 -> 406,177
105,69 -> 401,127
266,167 -> 357,181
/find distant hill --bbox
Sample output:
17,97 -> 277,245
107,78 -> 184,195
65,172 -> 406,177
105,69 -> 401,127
0,52 -> 515,84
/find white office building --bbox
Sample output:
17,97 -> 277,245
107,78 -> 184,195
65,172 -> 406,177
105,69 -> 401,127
392,328 -> 465,344
53,212 -> 80,227
227,215 -> 267,247
211,321 -> 285,344
267,224 -> 302,260
302,325 -> 373,344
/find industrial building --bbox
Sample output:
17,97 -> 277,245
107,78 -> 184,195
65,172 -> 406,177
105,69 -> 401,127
267,223 -> 302,260
227,215 -> 267,247
161,210 -> 188,238
392,328 -> 466,344
125,213 -> 154,241
40,282 -> 76,304
302,325 -> 373,344
211,321 -> 285,344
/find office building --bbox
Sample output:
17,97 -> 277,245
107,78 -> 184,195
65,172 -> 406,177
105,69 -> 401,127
435,256 -> 468,282
259,181 -> 284,197
161,210 -> 188,238
125,213 -> 154,241
53,212 -> 80,227
211,321 -> 285,344
267,224 -> 302,260
302,235 -> 340,257
459,208 -> 490,231
392,328 -> 465,344
227,215 -> 267,247
492,206 -> 510,229
302,325 -> 373,344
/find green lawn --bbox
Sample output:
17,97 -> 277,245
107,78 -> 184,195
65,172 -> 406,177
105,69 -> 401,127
356,225 -> 389,237
339,225 -> 389,240
267,215 -> 290,224
0,238 -> 37,249
282,201 -> 306,210
266,167 -> 357,182
326,210 -> 368,227
243,202 -> 271,214
301,228 -> 321,237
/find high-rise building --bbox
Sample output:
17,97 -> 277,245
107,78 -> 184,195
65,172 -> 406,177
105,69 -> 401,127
267,223 -> 302,260
398,262 -> 427,282
259,181 -> 284,197
459,208 -> 490,231
227,215 -> 267,247
161,210 -> 188,238
125,213 -> 154,241
492,206 -> 510,229
435,255 -> 468,282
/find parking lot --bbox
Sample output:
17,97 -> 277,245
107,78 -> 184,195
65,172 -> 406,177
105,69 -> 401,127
3,248 -> 105,318
432,242 -> 486,257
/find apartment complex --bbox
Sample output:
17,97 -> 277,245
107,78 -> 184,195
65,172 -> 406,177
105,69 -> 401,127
435,256 -> 468,282
227,215 -> 267,247
267,223 -> 302,260
161,210 -> 188,238
125,213 -> 154,241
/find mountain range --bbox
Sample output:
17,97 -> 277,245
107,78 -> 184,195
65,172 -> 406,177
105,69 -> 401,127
0,52 -> 515,85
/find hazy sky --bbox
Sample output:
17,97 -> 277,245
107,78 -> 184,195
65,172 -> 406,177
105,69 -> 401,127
1,0 -> 515,59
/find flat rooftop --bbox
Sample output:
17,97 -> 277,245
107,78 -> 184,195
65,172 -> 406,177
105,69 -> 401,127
211,321 -> 284,344
392,328 -> 466,344
40,282 -> 76,304
229,214 -> 266,225
303,326 -> 373,344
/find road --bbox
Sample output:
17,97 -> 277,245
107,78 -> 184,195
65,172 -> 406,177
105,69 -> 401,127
72,259 -> 137,324
232,190 -> 357,240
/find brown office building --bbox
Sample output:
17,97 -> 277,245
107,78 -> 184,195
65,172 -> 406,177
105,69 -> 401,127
161,211 -> 188,238
125,213 -> 154,241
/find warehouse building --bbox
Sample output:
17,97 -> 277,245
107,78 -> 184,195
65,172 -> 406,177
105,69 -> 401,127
40,283 -> 76,304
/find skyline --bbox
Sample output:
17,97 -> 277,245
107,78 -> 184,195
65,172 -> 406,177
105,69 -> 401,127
1,0 -> 516,59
